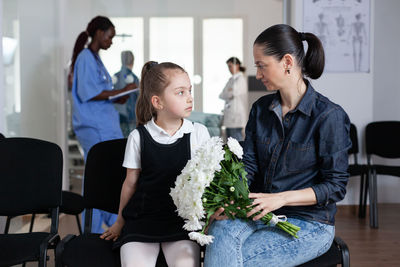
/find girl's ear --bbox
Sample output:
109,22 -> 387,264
151,95 -> 163,110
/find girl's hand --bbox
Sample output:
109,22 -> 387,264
204,207 -> 228,234
246,192 -> 286,221
100,220 -> 124,241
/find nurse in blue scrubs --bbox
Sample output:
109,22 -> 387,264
70,16 -> 137,233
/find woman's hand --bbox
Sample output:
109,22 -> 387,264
124,83 -> 137,91
113,94 -> 130,104
100,219 -> 124,241
203,207 -> 228,234
246,192 -> 286,221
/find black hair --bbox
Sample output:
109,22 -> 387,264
254,24 -> 325,79
70,16 -> 114,73
226,57 -> 246,72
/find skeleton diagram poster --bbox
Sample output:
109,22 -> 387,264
303,0 -> 370,72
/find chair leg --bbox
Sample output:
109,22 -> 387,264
29,213 -> 36,233
369,169 -> 379,228
75,215 -> 82,235
358,172 -> 366,218
4,216 -> 12,234
362,174 -> 369,218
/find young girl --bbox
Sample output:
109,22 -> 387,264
100,61 -> 210,267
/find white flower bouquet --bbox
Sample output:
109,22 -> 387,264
170,137 -> 300,246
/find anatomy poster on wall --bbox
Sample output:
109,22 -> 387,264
303,0 -> 370,73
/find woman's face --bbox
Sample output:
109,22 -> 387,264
227,62 -> 239,75
253,44 -> 285,91
99,27 -> 115,50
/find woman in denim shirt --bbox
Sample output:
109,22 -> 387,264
205,24 -> 351,266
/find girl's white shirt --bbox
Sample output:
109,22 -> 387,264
123,118 -> 210,169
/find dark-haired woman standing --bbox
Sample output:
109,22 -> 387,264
219,57 -> 248,141
205,24 -> 351,266
70,16 -> 137,233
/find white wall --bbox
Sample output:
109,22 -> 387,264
0,0 -> 5,134
371,0 -> 400,203
0,0 -> 7,234
292,0 -> 400,204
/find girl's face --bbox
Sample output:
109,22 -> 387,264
160,70 -> 193,119
99,27 -> 115,50
253,44 -> 286,91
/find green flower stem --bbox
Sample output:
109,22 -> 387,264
223,202 -> 300,238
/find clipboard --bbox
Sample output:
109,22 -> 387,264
108,88 -> 139,100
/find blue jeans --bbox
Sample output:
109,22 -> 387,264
204,218 -> 334,267
226,128 -> 243,141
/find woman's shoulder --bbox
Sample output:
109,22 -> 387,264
76,48 -> 94,64
313,91 -> 348,119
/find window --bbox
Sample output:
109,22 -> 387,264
202,19 -> 243,114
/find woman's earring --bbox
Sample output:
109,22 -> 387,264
286,69 -> 290,74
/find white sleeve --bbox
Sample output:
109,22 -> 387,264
232,75 -> 247,97
122,129 -> 141,169
191,123 -> 211,154
219,79 -> 233,100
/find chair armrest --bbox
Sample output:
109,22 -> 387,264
334,236 -> 350,267
55,234 -> 77,267
39,233 -> 60,265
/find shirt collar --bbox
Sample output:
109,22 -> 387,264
147,118 -> 194,138
232,72 -> 242,79
268,80 -> 315,117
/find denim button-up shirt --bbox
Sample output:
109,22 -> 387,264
243,82 -> 351,225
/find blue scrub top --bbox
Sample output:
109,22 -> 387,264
72,48 -> 123,157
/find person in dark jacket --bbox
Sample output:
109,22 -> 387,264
205,24 -> 351,267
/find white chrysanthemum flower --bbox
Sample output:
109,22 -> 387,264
188,232 -> 214,246
227,137 -> 243,159
183,219 -> 203,231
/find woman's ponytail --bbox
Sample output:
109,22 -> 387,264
254,24 -> 326,80
69,16 -> 114,74
302,32 -> 325,79
70,31 -> 89,74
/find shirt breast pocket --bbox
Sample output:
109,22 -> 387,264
285,140 -> 317,173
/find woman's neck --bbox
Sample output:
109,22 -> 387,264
89,42 -> 100,53
279,78 -> 307,117
154,116 -> 183,136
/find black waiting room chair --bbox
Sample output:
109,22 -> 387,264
348,123 -> 369,218
55,139 -> 168,267
1,133 -> 84,236
0,137 -> 63,267
4,191 -> 84,235
366,121 -> 400,228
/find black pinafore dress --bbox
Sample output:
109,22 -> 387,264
114,125 -> 190,247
